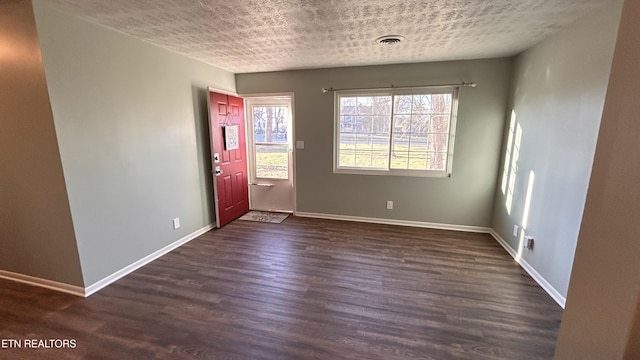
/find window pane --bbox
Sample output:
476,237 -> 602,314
340,97 -> 356,115
253,106 -> 288,143
430,114 -> 450,133
427,152 -> 447,171
373,115 -> 390,134
390,149 -> 409,169
410,133 -> 428,153
428,133 -> 449,152
394,95 -> 412,114
339,132 -> 356,149
411,114 -> 430,133
335,89 -> 455,175
340,115 -> 355,133
339,150 -> 356,167
394,114 -> 410,135
355,149 -> 372,167
391,142 -> 429,170
337,95 -> 391,169
430,93 -> 453,132
390,131 -> 408,169
255,144 -> 288,179
407,151 -> 427,170
355,115 -> 372,133
372,147 -> 390,168
355,133 -> 373,150
373,96 -> 392,115
357,96 -> 373,115
412,94 -> 431,114
390,91 -> 453,171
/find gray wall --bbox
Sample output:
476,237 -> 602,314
0,0 -> 83,286
490,0 -> 622,299
555,0 -> 640,357
237,59 -> 512,227
33,1 -> 236,286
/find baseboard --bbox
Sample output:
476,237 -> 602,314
84,224 -> 215,297
294,211 -> 492,233
489,229 -> 566,308
0,270 -> 85,297
1,224 -> 215,297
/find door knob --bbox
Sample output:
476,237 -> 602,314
214,166 -> 223,176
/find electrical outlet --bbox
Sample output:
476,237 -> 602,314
386,200 -> 393,210
524,236 -> 534,249
513,225 -> 519,237
172,218 -> 180,230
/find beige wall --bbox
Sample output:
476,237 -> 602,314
0,0 -> 83,286
555,0 -> 640,357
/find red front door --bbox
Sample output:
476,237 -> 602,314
208,91 -> 249,227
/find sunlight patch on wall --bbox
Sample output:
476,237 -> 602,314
522,170 -> 535,229
516,170 -> 535,261
505,120 -> 523,215
501,110 -> 517,194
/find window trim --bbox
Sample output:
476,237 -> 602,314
333,87 -> 459,177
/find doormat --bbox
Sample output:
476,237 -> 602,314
238,211 -> 290,224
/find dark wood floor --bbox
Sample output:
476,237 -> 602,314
0,216 -> 562,359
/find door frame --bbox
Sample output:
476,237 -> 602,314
206,87 -> 248,228
239,92 -> 296,214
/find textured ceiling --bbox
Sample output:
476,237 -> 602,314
43,0 -> 611,74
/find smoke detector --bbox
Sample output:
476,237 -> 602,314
376,35 -> 405,45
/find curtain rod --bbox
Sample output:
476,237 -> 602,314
321,81 -> 476,93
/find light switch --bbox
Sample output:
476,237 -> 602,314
296,140 -> 305,149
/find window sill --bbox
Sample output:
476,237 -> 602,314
333,167 -> 451,178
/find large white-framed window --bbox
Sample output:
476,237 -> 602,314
334,87 -> 459,177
